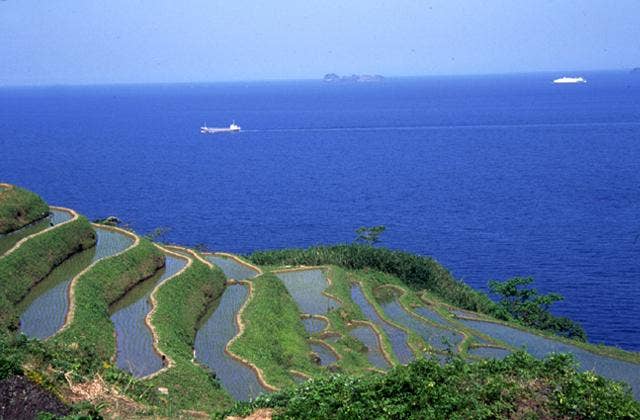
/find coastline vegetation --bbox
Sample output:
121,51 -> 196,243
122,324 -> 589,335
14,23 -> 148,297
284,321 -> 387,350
0,216 -> 96,329
0,185 -> 49,234
489,276 -> 587,341
225,352 -> 640,419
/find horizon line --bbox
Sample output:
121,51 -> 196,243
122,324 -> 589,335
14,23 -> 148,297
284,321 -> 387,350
0,67 -> 635,89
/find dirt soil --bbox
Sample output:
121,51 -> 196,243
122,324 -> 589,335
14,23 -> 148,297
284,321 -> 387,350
0,375 -> 70,419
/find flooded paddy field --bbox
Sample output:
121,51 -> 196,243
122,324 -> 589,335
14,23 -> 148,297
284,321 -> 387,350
19,226 -> 134,339
375,289 -> 463,353
205,254 -> 258,280
275,269 -> 338,315
194,283 -> 265,400
460,319 -> 640,399
350,284 -> 414,364
310,342 -> 338,366
347,325 -> 391,370
110,254 -> 186,377
302,316 -> 327,334
468,346 -> 512,360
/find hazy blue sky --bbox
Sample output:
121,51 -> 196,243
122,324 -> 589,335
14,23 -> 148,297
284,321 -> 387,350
1,0 -> 639,85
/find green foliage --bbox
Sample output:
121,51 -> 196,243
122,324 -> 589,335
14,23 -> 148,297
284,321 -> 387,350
0,185 -> 50,234
229,274 -> 322,387
354,225 -> 386,245
224,352 -> 640,419
489,277 -> 587,341
52,239 -> 164,359
147,256 -> 233,412
249,245 -> 502,318
144,227 -> 171,242
0,217 -> 96,329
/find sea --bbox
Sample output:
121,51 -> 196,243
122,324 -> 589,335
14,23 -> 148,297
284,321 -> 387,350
1,71 -> 639,351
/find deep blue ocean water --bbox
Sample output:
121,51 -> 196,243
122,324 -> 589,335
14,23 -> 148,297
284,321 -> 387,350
1,72 -> 639,351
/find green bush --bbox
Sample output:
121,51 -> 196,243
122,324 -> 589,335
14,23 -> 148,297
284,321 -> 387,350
489,277 -> 587,341
0,186 -> 49,234
225,352 -> 640,419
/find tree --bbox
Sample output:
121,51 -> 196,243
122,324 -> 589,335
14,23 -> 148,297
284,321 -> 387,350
355,225 -> 386,245
489,277 -> 586,341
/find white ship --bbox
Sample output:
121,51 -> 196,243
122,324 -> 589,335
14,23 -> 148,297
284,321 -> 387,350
200,122 -> 241,134
553,76 -> 587,84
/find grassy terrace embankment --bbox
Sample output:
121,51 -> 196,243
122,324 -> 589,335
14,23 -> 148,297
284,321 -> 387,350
229,273 -> 324,389
53,233 -> 164,360
0,184 -> 49,234
146,248 -> 233,413
249,245 -> 502,318
0,213 -> 95,328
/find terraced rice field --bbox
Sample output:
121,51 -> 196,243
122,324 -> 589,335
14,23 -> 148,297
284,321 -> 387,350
459,318 -> 640,399
413,306 -> 455,327
346,326 -> 390,370
468,346 -> 512,360
375,289 -> 463,353
0,209 -> 70,255
302,317 -> 327,334
194,283 -> 265,400
19,226 -> 134,339
205,254 -> 258,280
110,254 -> 187,377
309,342 -> 338,366
350,284 -> 414,364
275,269 -> 338,316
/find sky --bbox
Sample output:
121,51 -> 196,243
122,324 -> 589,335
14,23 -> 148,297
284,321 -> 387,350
1,0 -> 639,85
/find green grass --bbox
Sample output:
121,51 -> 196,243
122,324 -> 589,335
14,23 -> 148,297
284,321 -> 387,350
228,273 -> 324,388
146,256 -> 233,413
0,185 -> 49,234
0,216 -> 96,329
52,238 -> 164,359
249,245 -> 502,318
225,352 -> 640,419
319,266 -> 399,369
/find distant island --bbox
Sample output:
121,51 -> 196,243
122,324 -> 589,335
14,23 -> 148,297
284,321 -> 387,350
631,67 -> 640,74
323,73 -> 385,83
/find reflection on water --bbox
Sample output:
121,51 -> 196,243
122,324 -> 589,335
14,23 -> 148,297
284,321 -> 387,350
350,284 -> 413,364
111,255 -> 186,377
468,346 -> 511,360
460,319 -> 640,400
310,342 -> 337,366
414,306 -> 454,327
375,290 -> 463,353
206,255 -> 258,280
348,325 -> 390,370
19,227 -> 134,339
276,269 -> 338,315
194,284 -> 266,400
303,317 -> 327,334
